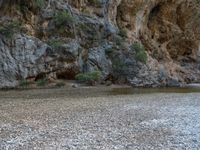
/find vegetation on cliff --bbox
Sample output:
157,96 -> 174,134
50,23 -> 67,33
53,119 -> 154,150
0,0 -> 199,88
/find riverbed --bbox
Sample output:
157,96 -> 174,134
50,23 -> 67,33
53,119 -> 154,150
0,86 -> 200,149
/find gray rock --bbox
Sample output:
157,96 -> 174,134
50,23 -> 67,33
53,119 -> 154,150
167,78 -> 180,87
129,77 -> 142,87
86,45 -> 112,76
0,34 -> 48,87
0,34 -> 80,88
72,84 -> 78,88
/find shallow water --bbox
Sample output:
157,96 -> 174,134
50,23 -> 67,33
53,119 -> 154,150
110,87 -> 200,95
0,86 -> 200,100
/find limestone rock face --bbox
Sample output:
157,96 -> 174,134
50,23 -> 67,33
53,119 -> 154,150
117,0 -> 200,83
0,35 -> 79,88
0,0 -> 199,87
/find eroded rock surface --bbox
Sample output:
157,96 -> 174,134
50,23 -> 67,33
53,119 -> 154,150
0,0 -> 199,87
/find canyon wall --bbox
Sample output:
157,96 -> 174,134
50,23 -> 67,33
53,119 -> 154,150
0,0 -> 199,87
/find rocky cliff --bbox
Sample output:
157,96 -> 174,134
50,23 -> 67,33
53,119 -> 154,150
0,0 -> 199,88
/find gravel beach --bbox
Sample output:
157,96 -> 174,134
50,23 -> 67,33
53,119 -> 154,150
0,87 -> 200,150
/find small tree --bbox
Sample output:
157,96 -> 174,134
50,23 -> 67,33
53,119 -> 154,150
53,10 -> 74,28
75,71 -> 101,85
131,42 -> 147,64
0,21 -> 21,38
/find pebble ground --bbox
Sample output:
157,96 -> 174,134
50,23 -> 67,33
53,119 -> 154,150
0,87 -> 200,150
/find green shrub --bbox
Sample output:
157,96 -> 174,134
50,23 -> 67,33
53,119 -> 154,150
0,26 -> 11,38
135,51 -> 147,64
53,10 -> 74,28
119,28 -> 127,38
114,37 -> 126,50
0,21 -> 21,38
75,71 -> 101,83
78,23 -> 89,31
105,47 -> 114,56
19,0 -> 45,13
48,39 -> 64,50
88,0 -> 101,6
36,79 -> 48,87
35,0 -> 45,9
112,58 -> 127,75
131,42 -> 142,52
131,42 -> 147,64
19,80 -> 31,88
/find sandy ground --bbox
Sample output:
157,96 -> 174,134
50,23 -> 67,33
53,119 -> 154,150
0,87 -> 200,150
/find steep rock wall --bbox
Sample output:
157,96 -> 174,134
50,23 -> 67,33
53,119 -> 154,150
117,0 -> 200,82
0,0 -> 199,87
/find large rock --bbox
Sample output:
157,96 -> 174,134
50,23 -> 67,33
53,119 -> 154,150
0,34 -> 80,88
85,44 -> 112,76
0,34 -> 48,87
116,0 -> 200,83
